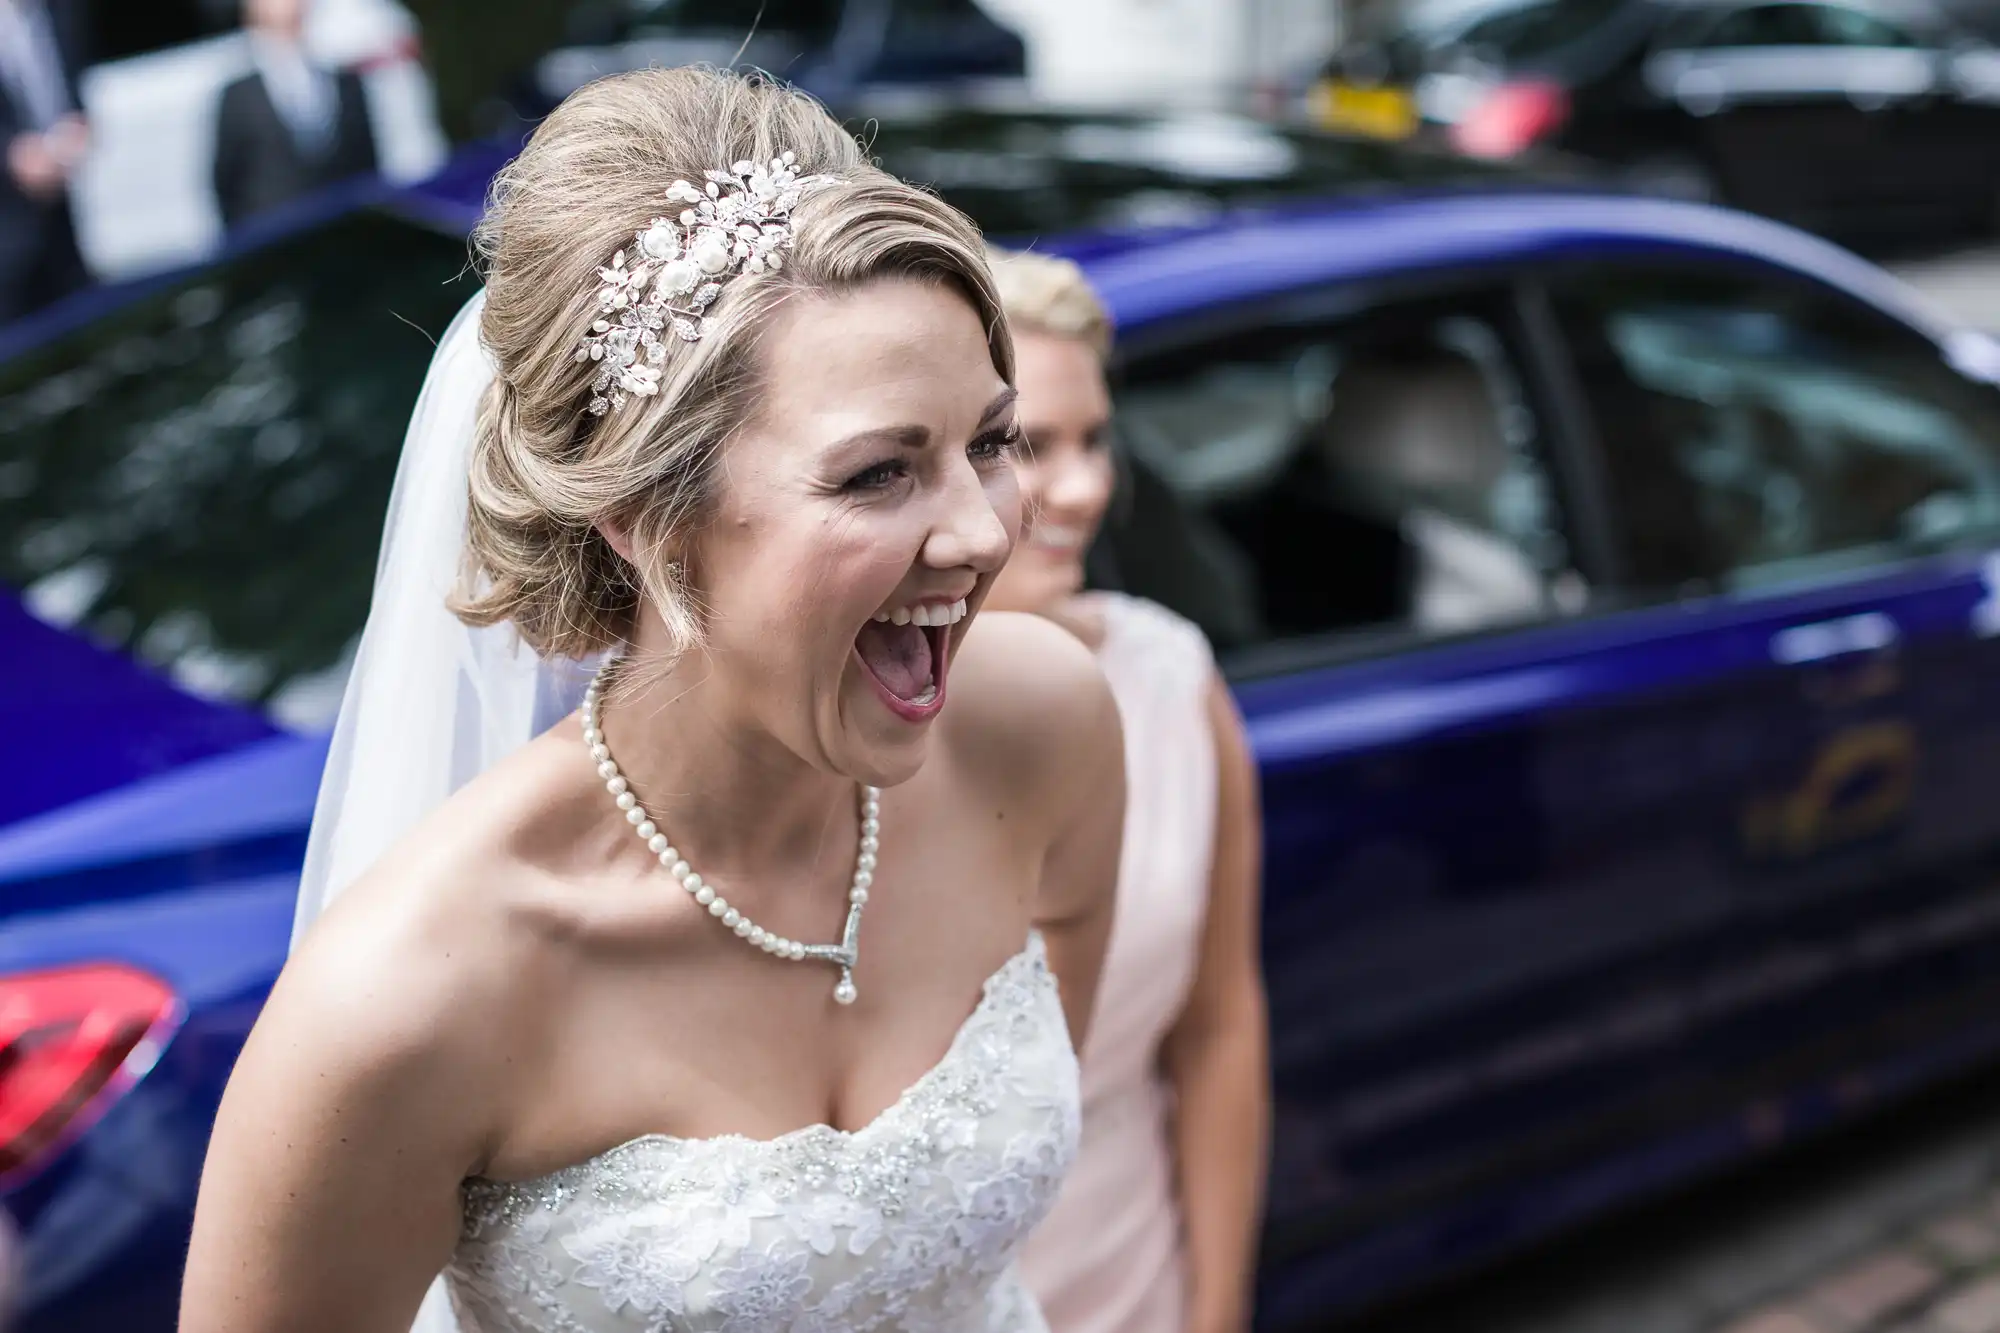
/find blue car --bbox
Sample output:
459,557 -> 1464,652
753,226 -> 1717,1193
7,106 -> 2000,1331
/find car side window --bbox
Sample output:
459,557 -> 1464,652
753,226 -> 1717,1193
1653,7 -> 1727,53
1702,4 -> 1827,47
1454,0 -> 1626,61
1546,265 -> 2000,594
1099,291 -> 1576,664
0,213 -> 475,730
1810,4 -> 1921,46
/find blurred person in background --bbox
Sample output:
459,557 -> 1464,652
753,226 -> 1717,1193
0,0 -> 89,324
211,0 -> 377,230
993,249 -> 1271,1333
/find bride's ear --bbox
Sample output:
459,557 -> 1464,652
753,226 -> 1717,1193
597,518 -> 640,565
597,518 -> 684,593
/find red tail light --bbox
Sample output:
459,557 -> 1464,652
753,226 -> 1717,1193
0,965 -> 180,1182
1450,80 -> 1571,159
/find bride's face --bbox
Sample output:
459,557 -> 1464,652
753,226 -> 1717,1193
689,277 -> 1020,786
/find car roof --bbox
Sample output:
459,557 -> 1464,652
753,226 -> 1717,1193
1056,191 -> 1961,346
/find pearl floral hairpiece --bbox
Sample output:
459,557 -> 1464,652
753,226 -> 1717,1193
576,151 -> 828,415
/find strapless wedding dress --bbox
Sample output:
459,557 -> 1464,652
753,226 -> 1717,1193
445,934 -> 1077,1333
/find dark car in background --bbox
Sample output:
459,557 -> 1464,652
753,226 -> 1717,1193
1939,0 -> 2000,42
10,103 -> 2000,1332
514,0 -> 1028,121
1315,0 -> 2000,250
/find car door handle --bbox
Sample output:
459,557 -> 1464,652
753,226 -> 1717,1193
1770,612 -> 1899,665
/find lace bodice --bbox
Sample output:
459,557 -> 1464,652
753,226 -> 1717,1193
446,935 -> 1078,1333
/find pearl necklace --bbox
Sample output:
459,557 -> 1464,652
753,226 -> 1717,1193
582,663 -> 876,1006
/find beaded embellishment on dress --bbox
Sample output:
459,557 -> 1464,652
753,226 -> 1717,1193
446,934 -> 1077,1332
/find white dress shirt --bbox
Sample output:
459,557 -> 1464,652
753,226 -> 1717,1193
249,32 -> 337,157
0,0 -> 70,131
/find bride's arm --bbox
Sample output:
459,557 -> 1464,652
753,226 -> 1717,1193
180,878 -> 522,1333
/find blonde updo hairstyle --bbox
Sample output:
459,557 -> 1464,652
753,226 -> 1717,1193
452,67 -> 1012,660
986,247 -> 1112,360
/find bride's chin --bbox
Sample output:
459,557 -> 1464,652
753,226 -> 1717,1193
831,693 -> 932,789
849,758 -> 923,795
840,731 -> 930,791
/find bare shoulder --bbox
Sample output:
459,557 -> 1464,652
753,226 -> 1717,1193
944,610 -> 1122,807
183,756 -> 588,1330
946,612 -> 1125,1047
948,609 -> 1115,735
258,753 -> 585,1169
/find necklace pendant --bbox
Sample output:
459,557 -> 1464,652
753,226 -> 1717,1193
803,901 -> 864,1004
799,941 -> 856,968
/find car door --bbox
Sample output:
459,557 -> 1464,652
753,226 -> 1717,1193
1098,276 -> 1800,1321
1101,264 -> 2000,1323
1642,1 -> 1900,226
1536,244 -> 2000,1204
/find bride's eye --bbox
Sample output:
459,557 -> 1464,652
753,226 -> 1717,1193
843,459 -> 910,492
969,423 -> 1022,463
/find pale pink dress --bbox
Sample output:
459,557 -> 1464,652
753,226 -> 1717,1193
1019,592 -> 1219,1333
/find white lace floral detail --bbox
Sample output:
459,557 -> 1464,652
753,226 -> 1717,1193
448,934 -> 1077,1333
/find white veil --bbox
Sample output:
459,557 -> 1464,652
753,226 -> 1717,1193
293,289 -> 594,1332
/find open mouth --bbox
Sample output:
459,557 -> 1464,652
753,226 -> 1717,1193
853,598 -> 968,721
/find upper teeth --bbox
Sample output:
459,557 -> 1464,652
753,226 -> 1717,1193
872,598 -> 968,628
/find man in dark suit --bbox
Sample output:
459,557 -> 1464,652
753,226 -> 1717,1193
211,0 -> 379,231
0,0 -> 90,325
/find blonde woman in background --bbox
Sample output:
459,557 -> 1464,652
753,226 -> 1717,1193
995,249 -> 1271,1333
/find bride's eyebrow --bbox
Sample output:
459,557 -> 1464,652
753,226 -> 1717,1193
826,424 -> 930,454
824,389 -> 1021,455
979,388 -> 1019,426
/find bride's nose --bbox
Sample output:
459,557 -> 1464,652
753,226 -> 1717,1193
922,460 -> 1013,574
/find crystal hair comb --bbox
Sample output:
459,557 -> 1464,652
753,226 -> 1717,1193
575,152 -> 828,415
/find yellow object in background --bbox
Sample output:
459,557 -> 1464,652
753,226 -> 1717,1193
1311,80 -> 1419,140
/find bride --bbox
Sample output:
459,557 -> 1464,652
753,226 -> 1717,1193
179,67 -> 1124,1333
